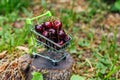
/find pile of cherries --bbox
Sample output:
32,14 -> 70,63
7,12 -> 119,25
35,20 -> 70,46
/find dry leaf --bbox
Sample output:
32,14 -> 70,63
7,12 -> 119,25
59,0 -> 69,3
73,6 -> 84,13
0,62 -> 9,73
16,46 -> 29,53
11,61 -> 18,69
103,13 -> 120,27
12,21 -> 24,28
0,51 -> 7,59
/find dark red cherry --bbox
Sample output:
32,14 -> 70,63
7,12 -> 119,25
53,20 -> 62,30
42,31 -> 49,37
44,21 -> 52,29
57,40 -> 64,46
48,29 -> 56,35
64,35 -> 70,42
58,29 -> 66,39
35,24 -> 44,33
41,22 -> 46,29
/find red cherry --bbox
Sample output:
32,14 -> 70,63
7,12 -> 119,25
35,24 -> 44,33
57,41 -> 64,46
41,22 -> 46,29
64,35 -> 70,42
47,28 -> 58,42
44,21 -> 52,29
58,29 -> 66,39
53,20 -> 62,30
42,31 -> 49,37
48,29 -> 56,35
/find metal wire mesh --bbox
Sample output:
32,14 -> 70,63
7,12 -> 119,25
29,11 -> 72,64
31,27 -> 72,63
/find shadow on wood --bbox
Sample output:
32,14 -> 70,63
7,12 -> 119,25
27,53 -> 74,80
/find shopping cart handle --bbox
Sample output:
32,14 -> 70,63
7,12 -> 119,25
26,11 -> 52,25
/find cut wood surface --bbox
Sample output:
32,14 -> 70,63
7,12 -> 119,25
27,53 -> 74,80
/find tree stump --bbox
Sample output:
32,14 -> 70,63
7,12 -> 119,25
27,53 -> 74,80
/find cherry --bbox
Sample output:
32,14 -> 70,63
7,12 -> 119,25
58,29 -> 66,39
41,22 -> 45,26
48,29 -> 56,41
64,35 -> 70,42
53,20 -> 62,30
48,29 -> 56,35
57,40 -> 64,46
42,31 -> 49,37
44,21 -> 52,29
35,24 -> 44,33
35,20 -> 70,45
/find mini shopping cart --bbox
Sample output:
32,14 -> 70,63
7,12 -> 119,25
26,11 -> 72,66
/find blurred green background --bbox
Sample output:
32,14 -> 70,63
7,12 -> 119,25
0,0 -> 120,80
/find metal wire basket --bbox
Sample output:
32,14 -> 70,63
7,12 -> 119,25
26,11 -> 72,65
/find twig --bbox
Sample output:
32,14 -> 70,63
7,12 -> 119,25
116,70 -> 120,80
1,59 -> 18,80
85,58 -> 93,71
18,67 -> 25,80
18,60 -> 26,80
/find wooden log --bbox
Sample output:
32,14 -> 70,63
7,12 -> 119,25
27,53 -> 74,80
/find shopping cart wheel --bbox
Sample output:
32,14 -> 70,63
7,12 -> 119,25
52,62 -> 57,66
33,54 -> 37,58
63,56 -> 66,60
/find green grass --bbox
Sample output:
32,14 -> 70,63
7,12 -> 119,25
0,8 -> 32,53
0,0 -> 120,80
0,0 -> 30,15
